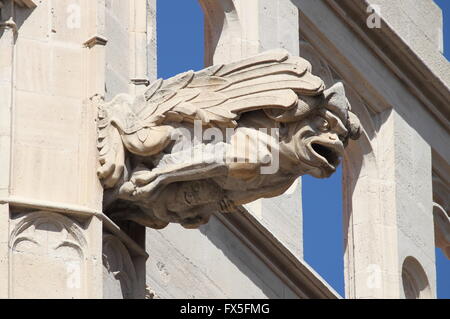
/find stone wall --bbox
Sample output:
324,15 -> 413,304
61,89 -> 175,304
146,216 -> 298,298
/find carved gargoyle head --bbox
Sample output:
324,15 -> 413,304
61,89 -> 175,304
276,82 -> 361,178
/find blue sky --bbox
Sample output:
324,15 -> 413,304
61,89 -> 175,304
157,0 -> 449,298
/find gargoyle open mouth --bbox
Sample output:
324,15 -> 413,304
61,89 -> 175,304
309,141 -> 343,169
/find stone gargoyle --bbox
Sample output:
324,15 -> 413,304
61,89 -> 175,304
96,49 -> 361,229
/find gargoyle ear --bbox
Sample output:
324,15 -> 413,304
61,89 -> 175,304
324,82 -> 348,122
348,111 -> 361,140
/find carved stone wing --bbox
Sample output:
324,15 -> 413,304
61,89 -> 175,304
103,49 -> 325,132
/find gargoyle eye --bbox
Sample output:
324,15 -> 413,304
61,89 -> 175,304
318,118 -> 330,132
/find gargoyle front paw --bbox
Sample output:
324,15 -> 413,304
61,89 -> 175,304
134,182 -> 157,197
119,167 -> 160,199
119,181 -> 136,198
131,169 -> 158,187
97,154 -> 124,189
97,156 -> 114,179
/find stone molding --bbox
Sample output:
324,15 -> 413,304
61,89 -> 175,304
326,0 -> 449,136
215,207 -> 341,299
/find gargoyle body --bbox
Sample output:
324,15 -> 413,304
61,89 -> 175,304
96,49 -> 361,229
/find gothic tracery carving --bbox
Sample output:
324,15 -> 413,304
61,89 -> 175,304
9,211 -> 86,298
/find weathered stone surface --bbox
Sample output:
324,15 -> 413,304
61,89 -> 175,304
10,211 -> 87,298
146,216 -> 298,298
366,0 -> 443,53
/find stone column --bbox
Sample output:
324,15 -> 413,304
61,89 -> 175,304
0,0 -> 104,298
199,0 -> 303,258
201,0 -> 299,65
0,9 -> 16,299
129,0 -> 153,91
0,0 -> 152,299
343,109 -> 436,298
